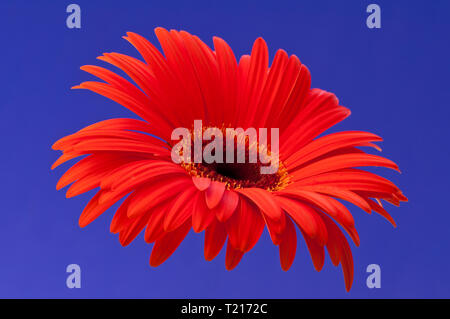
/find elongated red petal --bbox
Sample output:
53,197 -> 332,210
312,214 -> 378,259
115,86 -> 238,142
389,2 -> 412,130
277,189 -> 359,246
79,190 -> 125,227
119,209 -> 153,247
237,188 -> 282,220
204,219 -> 227,261
192,193 -> 215,233
279,217 -> 297,271
319,212 -> 354,291
299,228 -> 325,272
285,131 -> 382,171
292,154 -> 400,182
150,219 -> 191,267
126,177 -> 191,218
274,196 -> 318,240
226,197 -> 264,252
163,187 -> 197,232
225,240 -> 244,270
215,190 -> 239,222
144,202 -> 170,243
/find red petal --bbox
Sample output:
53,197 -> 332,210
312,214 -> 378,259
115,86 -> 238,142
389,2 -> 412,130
240,37 -> 269,127
110,192 -> 135,234
149,219 -> 191,267
215,190 -> 239,222
277,189 -> 360,246
204,219 -> 227,261
192,193 -> 215,233
279,217 -> 297,271
163,187 -> 197,232
213,36 -> 238,126
262,214 -> 283,245
299,228 -> 325,272
285,131 -> 382,171
275,196 -> 317,239
192,176 -> 211,191
119,209 -> 152,247
226,198 -> 264,252
292,154 -> 400,181
225,240 -> 244,270
364,197 -> 397,227
144,203 -> 169,243
126,177 -> 191,218
79,190 -> 124,227
237,188 -> 282,220
319,212 -> 354,291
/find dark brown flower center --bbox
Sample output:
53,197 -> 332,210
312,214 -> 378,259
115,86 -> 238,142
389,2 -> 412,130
176,126 -> 290,191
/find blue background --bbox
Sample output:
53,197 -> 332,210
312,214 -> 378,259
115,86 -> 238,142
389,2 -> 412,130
1,0 -> 449,298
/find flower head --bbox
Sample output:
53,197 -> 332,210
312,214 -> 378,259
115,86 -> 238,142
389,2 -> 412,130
52,28 -> 407,291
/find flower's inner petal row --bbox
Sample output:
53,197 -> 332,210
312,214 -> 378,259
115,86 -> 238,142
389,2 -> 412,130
318,211 -> 354,292
53,28 -> 408,291
192,192 -> 216,232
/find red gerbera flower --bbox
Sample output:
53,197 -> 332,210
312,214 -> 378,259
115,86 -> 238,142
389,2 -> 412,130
52,28 -> 407,291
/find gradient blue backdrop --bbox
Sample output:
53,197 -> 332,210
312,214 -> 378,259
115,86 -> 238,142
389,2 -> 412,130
1,0 -> 449,298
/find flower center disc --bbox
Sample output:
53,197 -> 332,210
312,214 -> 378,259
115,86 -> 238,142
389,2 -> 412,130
178,127 -> 290,191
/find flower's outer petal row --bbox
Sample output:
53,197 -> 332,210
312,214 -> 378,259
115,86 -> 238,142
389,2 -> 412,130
225,240 -> 244,270
277,189 -> 360,246
204,218 -> 227,261
278,217 -> 297,271
319,212 -> 354,292
150,219 -> 192,267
